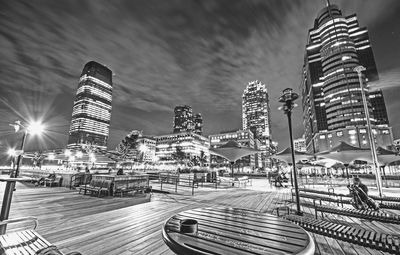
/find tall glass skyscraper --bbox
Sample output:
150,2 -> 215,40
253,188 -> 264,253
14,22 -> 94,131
300,4 -> 392,153
242,80 -> 271,167
67,61 -> 113,150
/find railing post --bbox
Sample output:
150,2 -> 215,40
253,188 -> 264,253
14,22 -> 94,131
160,174 -> 163,191
191,176 -> 194,196
175,174 -> 178,193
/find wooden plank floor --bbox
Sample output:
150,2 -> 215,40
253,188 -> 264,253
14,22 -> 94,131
1,180 -> 397,255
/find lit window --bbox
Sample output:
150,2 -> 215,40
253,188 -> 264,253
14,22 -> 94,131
348,130 -> 356,135
320,135 -> 326,139
336,131 -> 343,137
359,129 -> 366,134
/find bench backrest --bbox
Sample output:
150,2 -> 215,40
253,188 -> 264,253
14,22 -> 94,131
102,180 -> 112,189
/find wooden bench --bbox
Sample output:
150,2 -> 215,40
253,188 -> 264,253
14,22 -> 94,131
292,189 -> 348,207
283,214 -> 400,254
98,180 -> 112,197
313,204 -> 400,224
114,178 -> 150,197
0,217 -> 81,255
78,179 -> 102,196
300,188 -> 400,203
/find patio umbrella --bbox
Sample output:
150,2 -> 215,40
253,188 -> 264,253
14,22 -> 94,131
270,147 -> 314,164
317,141 -> 373,182
376,147 -> 400,165
209,140 -> 261,177
316,141 -> 372,164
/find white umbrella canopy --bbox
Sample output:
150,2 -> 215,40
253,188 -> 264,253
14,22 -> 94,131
316,141 -> 372,164
209,140 -> 261,163
376,147 -> 400,165
209,140 -> 261,177
271,147 -> 314,164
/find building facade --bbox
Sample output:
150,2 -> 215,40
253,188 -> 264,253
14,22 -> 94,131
193,113 -> 203,135
242,80 -> 272,167
300,4 -> 392,153
209,130 -> 260,170
136,136 -> 157,162
394,139 -> 400,152
155,132 -> 210,164
173,105 -> 193,133
67,61 -> 112,150
294,136 -> 307,152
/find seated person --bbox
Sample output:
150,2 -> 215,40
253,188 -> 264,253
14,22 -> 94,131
275,173 -> 283,187
348,177 -> 378,210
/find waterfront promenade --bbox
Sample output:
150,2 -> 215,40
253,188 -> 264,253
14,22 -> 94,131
1,178 -> 399,255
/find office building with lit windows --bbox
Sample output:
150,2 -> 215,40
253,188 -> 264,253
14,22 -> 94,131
67,61 -> 113,150
209,130 -> 260,171
193,113 -> 203,135
173,105 -> 203,135
173,105 -> 193,133
300,4 -> 392,153
242,80 -> 271,167
294,136 -> 307,152
155,132 -> 210,163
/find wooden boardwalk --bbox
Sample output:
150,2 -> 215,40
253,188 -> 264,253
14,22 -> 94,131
1,181 -> 397,255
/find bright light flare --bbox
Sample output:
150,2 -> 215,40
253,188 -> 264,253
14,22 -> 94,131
27,121 -> 45,135
76,151 -> 83,158
139,144 -> 148,152
8,148 -> 17,157
48,154 -> 56,160
65,149 -> 72,157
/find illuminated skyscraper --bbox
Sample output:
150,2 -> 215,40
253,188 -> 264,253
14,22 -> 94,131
300,4 -> 392,153
67,61 -> 113,150
194,113 -> 203,135
242,80 -> 271,143
242,80 -> 271,167
173,105 -> 193,133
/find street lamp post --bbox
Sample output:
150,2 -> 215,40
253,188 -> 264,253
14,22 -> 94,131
279,88 -> 302,216
0,121 -> 43,234
354,66 -> 383,197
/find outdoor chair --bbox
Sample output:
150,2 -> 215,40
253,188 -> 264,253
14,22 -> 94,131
282,214 -> 400,254
0,217 -> 82,255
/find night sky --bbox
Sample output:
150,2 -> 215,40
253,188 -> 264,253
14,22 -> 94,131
1,0 -> 400,163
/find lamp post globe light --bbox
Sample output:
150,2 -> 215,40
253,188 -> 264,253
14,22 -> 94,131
279,88 -> 302,216
354,66 -> 383,197
1,120 -> 44,234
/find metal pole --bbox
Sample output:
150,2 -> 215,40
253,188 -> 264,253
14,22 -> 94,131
287,111 -> 302,215
0,130 -> 27,234
355,67 -> 383,197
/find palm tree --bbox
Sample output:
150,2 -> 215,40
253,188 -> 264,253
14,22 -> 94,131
116,132 -> 140,168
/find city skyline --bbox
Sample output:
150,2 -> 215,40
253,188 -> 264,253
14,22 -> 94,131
1,0 -> 400,159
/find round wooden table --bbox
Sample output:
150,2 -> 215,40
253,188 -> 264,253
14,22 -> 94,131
162,207 -> 315,255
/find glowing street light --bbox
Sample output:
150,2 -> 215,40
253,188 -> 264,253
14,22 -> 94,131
7,148 -> 17,157
27,121 -> 45,135
64,149 -> 72,157
48,153 -> 56,160
76,151 -> 83,158
1,120 -> 44,234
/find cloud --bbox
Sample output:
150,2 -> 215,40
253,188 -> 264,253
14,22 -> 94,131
0,0 -> 399,157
